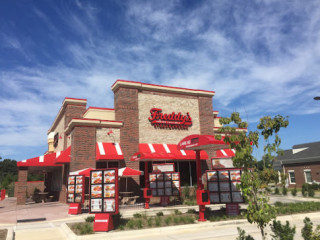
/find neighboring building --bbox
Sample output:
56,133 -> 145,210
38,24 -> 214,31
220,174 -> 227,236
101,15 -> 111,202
275,141 -> 320,188
16,80 -> 241,205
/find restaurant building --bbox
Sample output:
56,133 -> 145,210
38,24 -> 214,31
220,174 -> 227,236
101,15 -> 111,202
16,80 -> 235,205
274,141 -> 320,188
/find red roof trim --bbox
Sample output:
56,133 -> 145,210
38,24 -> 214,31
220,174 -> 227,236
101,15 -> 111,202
112,79 -> 215,94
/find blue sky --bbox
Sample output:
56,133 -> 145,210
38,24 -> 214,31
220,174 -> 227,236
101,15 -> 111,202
0,0 -> 320,162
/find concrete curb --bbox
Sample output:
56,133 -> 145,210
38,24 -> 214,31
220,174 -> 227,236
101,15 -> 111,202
5,227 -> 13,240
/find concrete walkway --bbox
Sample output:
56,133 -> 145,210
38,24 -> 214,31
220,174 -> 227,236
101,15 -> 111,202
1,194 -> 320,240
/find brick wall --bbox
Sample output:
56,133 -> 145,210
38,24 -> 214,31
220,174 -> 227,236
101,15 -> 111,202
114,87 -> 140,192
198,96 -> 215,170
70,126 -> 96,172
285,162 -> 320,188
14,181 -> 45,198
16,167 -> 28,205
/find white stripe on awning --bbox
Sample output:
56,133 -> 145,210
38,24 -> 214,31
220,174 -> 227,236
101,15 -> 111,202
98,142 -> 105,155
180,150 -> 186,156
148,143 -> 155,153
39,156 -> 44,163
56,151 -> 61,158
95,219 -> 108,223
115,142 -> 123,155
221,149 -> 228,156
163,144 -> 171,153
231,149 -> 235,154
22,160 -> 27,163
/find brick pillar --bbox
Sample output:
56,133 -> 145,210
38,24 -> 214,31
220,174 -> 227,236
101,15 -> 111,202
64,104 -> 87,149
198,96 -> 215,171
114,87 -> 140,193
70,126 -> 96,172
16,167 -> 28,205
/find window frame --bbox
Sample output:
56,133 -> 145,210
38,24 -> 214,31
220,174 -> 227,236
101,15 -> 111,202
288,170 -> 296,184
304,169 -> 312,183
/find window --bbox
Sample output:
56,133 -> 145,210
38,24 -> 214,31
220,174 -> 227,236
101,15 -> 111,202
304,170 -> 312,183
288,171 -> 296,184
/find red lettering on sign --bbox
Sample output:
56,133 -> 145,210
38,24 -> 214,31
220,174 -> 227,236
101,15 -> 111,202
148,108 -> 192,129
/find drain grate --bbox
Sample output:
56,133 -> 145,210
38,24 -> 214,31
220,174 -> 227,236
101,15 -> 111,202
17,218 -> 46,223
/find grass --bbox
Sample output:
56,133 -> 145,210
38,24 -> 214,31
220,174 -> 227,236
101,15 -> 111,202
0,229 -> 7,240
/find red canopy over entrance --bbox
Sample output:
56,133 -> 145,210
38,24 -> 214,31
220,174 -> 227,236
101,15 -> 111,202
177,134 -> 229,151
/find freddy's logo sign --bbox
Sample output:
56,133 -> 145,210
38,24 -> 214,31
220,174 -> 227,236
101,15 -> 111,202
148,108 -> 192,129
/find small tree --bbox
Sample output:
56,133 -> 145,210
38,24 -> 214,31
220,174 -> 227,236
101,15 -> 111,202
216,113 -> 288,240
301,217 -> 313,240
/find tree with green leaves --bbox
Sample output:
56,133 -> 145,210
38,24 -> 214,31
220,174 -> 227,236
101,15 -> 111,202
216,113 -> 289,240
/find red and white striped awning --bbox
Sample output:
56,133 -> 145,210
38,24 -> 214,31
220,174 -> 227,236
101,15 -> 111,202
69,168 -> 94,177
17,152 -> 62,167
96,142 -> 124,160
131,143 -> 208,161
55,146 -> 71,164
213,149 -> 235,158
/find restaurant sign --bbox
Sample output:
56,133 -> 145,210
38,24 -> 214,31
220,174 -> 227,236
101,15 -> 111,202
148,108 -> 192,129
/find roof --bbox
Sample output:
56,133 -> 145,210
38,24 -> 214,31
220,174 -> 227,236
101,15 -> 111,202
275,141 -> 320,165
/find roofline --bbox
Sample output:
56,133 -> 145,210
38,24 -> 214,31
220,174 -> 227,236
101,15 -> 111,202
278,156 -> 320,165
48,98 -> 87,133
111,79 -> 215,97
83,107 -> 115,116
65,118 -> 123,135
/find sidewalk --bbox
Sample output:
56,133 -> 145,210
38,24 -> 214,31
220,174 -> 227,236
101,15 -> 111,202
1,194 -> 320,240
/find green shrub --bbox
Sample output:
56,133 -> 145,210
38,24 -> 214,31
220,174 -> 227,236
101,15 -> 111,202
164,216 -> 171,225
308,188 -> 315,197
136,219 -> 143,229
173,216 -> 179,224
275,187 -> 280,194
126,219 -> 135,229
85,216 -> 95,223
291,187 -> 297,196
73,223 -> 93,235
185,215 -> 195,224
270,220 -> 296,240
155,217 -> 161,226
133,213 -> 142,218
156,211 -> 164,217
282,186 -> 288,195
311,182 -> 319,190
147,217 -> 153,227
186,209 -> 196,214
174,209 -> 182,215
236,227 -> 254,240
302,183 -> 309,197
301,217 -> 313,240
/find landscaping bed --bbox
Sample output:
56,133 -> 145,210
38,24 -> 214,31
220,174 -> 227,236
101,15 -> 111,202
0,229 -> 7,240
67,201 -> 320,235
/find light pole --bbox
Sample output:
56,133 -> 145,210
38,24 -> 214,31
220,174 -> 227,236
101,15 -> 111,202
314,96 -> 320,100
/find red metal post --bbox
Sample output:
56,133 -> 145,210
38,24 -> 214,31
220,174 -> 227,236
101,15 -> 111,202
144,161 -> 150,209
196,150 -> 206,221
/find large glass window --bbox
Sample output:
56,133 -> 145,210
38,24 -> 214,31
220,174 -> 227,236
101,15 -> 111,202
288,171 -> 296,184
304,170 -> 312,183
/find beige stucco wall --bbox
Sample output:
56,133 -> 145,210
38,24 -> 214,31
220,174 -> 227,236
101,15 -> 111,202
84,109 -> 115,121
96,128 -> 121,143
214,118 -> 221,128
51,115 -> 65,152
138,93 -> 200,144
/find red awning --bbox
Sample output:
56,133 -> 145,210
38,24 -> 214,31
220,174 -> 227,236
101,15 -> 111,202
177,134 -> 229,151
55,146 -> 71,164
130,143 -> 208,161
17,152 -> 61,167
213,149 -> 235,158
69,168 -> 94,177
96,142 -> 124,160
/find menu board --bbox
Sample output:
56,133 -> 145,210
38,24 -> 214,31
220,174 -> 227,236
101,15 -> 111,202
89,169 -> 118,214
67,175 -> 85,203
206,169 -> 244,204
149,172 -> 180,197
